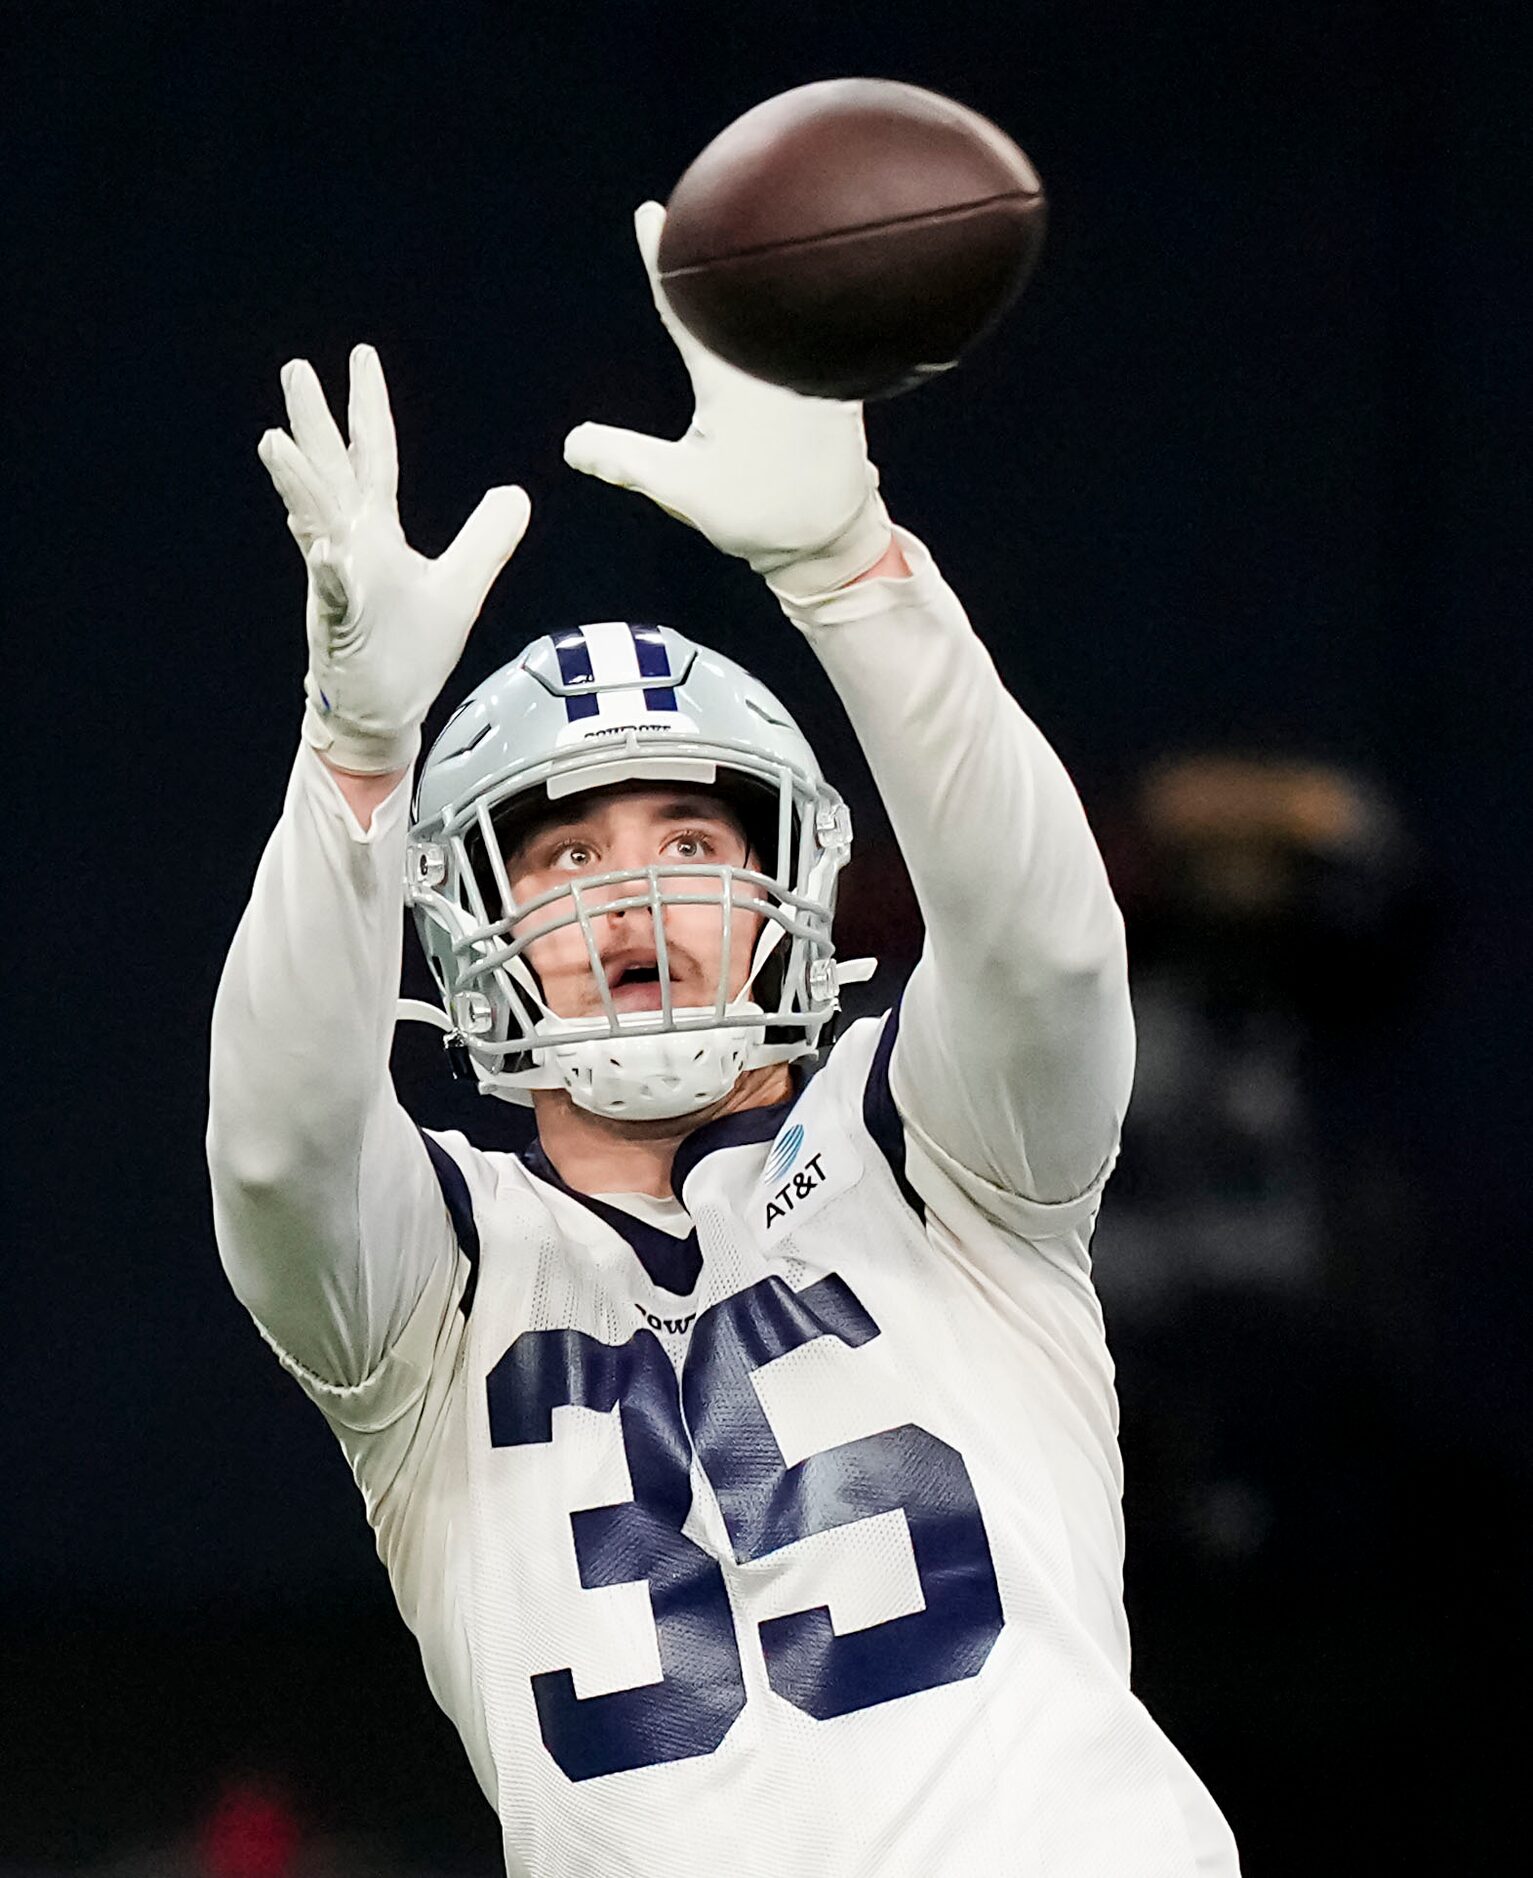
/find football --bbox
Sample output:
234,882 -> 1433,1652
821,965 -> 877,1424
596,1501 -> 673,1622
657,78 -> 1047,400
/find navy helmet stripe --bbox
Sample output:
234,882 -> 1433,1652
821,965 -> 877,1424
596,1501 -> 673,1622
630,625 -> 678,711
553,631 -> 599,720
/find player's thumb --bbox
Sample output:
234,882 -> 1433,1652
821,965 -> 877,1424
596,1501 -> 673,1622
563,423 -> 698,530
435,484 -> 532,615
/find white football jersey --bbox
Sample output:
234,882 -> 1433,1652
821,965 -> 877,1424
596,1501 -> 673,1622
262,1008 -> 1236,1877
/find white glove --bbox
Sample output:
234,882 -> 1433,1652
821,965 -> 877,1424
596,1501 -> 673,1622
258,344 -> 531,774
564,203 -> 892,601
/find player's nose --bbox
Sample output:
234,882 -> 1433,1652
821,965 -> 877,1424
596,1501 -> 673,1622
590,833 -> 670,906
585,863 -> 654,923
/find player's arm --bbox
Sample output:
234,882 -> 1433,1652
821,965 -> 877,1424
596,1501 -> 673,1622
208,346 -> 529,1385
783,533 -> 1133,1219
210,745 -> 434,1385
566,205 -> 1130,1223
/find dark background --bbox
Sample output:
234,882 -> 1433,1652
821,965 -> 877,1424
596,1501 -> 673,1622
7,1 -> 1529,1872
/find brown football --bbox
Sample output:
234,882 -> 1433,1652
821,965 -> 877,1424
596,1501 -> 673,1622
658,78 -> 1047,400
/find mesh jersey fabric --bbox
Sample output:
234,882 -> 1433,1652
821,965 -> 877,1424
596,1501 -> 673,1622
265,1012 -> 1238,1877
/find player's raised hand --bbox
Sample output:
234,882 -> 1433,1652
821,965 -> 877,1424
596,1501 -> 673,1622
259,344 -> 531,774
563,203 -> 892,600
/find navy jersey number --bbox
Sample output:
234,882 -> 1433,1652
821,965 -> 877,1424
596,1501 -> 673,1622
684,1274 -> 1004,1719
486,1274 -> 1003,1779
486,1326 -> 746,1780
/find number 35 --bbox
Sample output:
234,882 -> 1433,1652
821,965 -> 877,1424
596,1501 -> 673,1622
487,1272 -> 1003,1781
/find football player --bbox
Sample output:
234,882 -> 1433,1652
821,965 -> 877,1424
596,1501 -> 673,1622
208,203 -> 1241,1875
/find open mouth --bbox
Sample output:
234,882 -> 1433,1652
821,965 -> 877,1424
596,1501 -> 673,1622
604,959 -> 680,1013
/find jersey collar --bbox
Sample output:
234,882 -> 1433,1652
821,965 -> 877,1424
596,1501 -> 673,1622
520,1074 -> 806,1294
668,1077 -> 804,1200
520,1138 -> 704,1296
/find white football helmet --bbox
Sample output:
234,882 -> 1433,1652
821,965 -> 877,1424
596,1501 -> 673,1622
404,621 -> 872,1121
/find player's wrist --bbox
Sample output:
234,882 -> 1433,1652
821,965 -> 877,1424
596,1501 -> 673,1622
301,694 -> 422,777
311,735 -> 412,831
844,534 -> 913,585
759,487 -> 894,602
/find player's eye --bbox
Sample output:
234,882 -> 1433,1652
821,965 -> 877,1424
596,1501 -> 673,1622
549,839 -> 598,870
665,829 -> 716,861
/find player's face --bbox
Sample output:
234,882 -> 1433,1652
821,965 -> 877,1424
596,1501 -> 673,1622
504,785 -> 763,1020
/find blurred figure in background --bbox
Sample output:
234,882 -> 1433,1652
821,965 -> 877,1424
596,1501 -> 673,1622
1091,752 -> 1429,1318
1086,752 -> 1463,1858
1091,752 -> 1436,1570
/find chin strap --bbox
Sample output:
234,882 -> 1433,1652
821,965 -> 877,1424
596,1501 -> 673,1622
397,998 -> 453,1030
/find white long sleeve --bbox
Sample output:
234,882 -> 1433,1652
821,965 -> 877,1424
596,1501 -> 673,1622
779,528 -> 1135,1235
206,742 -> 458,1386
